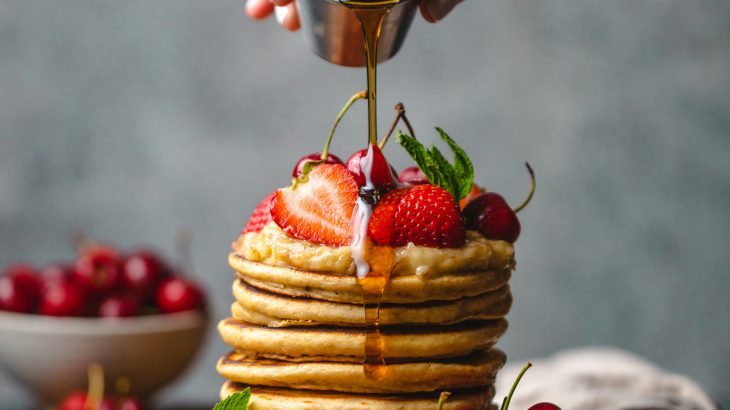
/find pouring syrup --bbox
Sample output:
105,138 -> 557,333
340,0 -> 399,380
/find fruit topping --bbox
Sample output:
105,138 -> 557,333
459,183 -> 485,210
398,165 -> 429,185
528,403 -> 562,410
463,193 -> 520,243
396,128 -> 474,202
242,192 -> 276,234
368,184 -> 465,248
155,277 -> 204,313
463,163 -> 535,243
292,153 -> 343,178
271,163 -> 358,247
345,144 -> 398,190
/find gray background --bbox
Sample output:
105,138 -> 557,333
1,0 -> 729,407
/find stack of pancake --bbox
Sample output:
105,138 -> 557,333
217,224 -> 515,409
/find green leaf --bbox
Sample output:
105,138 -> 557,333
212,389 -> 251,410
397,128 -> 475,202
437,127 -> 474,200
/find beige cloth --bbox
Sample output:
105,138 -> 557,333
494,347 -> 717,410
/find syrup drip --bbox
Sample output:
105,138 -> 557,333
341,0 -> 399,380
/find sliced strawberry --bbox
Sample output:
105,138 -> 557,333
271,164 -> 358,247
459,183 -> 485,210
369,184 -> 466,248
243,192 -> 276,234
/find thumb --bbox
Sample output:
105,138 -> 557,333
420,0 -> 462,23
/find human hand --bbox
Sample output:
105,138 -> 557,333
245,0 -> 462,31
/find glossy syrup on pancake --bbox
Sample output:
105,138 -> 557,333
341,0 -> 400,380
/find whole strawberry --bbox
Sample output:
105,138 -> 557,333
368,184 -> 465,248
242,192 -> 276,234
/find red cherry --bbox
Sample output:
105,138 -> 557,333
155,277 -> 204,313
0,276 -> 35,313
345,144 -> 397,190
98,293 -> 139,318
39,281 -> 87,316
292,152 -> 343,178
528,403 -> 562,410
5,265 -> 41,300
59,392 -> 89,410
398,166 -> 429,185
117,397 -> 145,410
463,192 -> 521,243
73,245 -> 122,295
39,263 -> 74,288
122,251 -> 168,299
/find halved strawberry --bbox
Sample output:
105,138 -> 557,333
459,183 -> 485,210
242,192 -> 275,234
368,184 -> 465,248
271,164 -> 358,247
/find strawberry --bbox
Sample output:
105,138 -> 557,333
368,184 -> 465,248
459,183 -> 485,210
242,192 -> 276,234
271,164 -> 358,247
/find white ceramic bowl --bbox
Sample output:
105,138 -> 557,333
0,310 -> 208,403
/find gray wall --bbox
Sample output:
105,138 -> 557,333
1,0 -> 728,407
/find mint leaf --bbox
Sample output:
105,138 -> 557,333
397,128 -> 475,201
437,127 -> 474,200
212,389 -> 251,410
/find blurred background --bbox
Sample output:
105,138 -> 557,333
1,0 -> 728,408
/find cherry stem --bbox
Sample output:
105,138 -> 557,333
437,391 -> 451,410
321,90 -> 367,161
500,362 -> 532,410
86,362 -> 104,410
379,102 -> 416,149
513,162 -> 535,214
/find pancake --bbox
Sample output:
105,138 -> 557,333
216,349 -> 506,394
231,255 -> 511,304
220,382 -> 498,410
218,318 -> 508,362
231,280 -> 512,327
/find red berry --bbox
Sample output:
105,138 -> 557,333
117,397 -> 145,410
463,192 -> 521,243
73,245 -> 122,295
39,282 -> 87,316
98,293 -> 139,317
122,251 -> 168,299
39,264 -> 74,288
5,265 -> 41,300
271,164 -> 358,247
0,276 -> 35,313
345,145 -> 397,190
242,192 -> 276,234
292,152 -> 343,178
458,183 -> 485,210
155,277 -> 204,313
528,403 -> 562,410
368,185 -> 466,248
398,166 -> 429,185
59,392 -> 88,410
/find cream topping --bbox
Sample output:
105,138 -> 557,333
233,222 -> 514,278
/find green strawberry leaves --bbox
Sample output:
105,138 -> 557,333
396,127 -> 474,201
212,388 -> 251,410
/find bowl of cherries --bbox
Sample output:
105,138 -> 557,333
0,243 -> 208,406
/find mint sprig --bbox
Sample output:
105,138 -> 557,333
212,389 -> 251,410
396,128 -> 474,201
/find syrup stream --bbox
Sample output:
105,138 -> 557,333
341,0 -> 399,380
